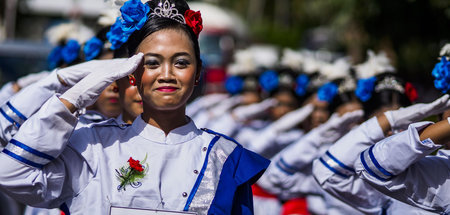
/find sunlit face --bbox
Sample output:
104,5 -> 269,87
270,91 -> 299,121
134,29 -> 199,111
94,82 -> 122,118
117,77 -> 143,122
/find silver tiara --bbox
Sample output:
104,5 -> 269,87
150,0 -> 186,24
375,76 -> 405,93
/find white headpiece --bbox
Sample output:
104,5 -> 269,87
281,48 -> 304,72
45,22 -> 94,45
439,43 -> 450,58
354,50 -> 395,79
249,45 -> 279,69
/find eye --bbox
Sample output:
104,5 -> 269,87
175,59 -> 191,68
144,59 -> 159,69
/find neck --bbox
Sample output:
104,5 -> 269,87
121,111 -> 137,125
141,105 -> 188,136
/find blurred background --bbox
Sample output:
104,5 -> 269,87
0,0 -> 450,100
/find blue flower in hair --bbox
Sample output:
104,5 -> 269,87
107,18 -> 130,50
355,77 -> 377,102
47,46 -> 63,70
432,57 -> 450,93
84,37 -> 104,61
225,76 -> 244,95
295,74 -> 309,96
61,40 -> 80,64
120,0 -> 150,34
259,70 -> 279,92
317,82 -> 338,102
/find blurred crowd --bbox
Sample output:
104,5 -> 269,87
0,0 -> 449,215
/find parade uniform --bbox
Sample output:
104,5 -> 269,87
354,121 -> 449,214
0,95 -> 269,215
313,117 -> 439,214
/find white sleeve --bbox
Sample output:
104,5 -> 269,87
0,71 -> 65,147
207,113 -> 240,136
311,117 -> 391,214
355,122 -> 448,213
0,82 -> 16,105
0,95 -> 93,208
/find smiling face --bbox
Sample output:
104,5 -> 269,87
134,28 -> 199,112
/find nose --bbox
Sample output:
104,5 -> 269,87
157,63 -> 176,83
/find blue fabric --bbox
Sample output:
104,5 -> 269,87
184,135 -> 220,211
6,102 -> 27,121
2,149 -> 44,169
318,157 -> 348,178
0,108 -> 18,126
275,160 -> 295,175
326,151 -> 355,172
208,144 -> 270,214
10,139 -> 55,161
360,151 -> 387,181
368,146 -> 393,177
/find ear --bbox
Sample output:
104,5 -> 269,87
194,62 -> 203,86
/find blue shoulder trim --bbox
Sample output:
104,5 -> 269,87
6,102 -> 27,121
208,145 -> 270,214
367,146 -> 393,177
360,150 -> 388,181
10,139 -> 55,161
0,108 -> 17,126
326,151 -> 355,172
184,135 -> 220,211
2,149 -> 44,169
201,128 -> 241,146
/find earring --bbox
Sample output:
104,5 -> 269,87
194,79 -> 199,85
129,75 -> 136,86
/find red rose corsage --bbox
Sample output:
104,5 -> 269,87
115,155 -> 148,191
184,9 -> 203,37
405,82 -> 418,102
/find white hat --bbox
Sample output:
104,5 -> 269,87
354,50 -> 395,79
45,22 -> 94,45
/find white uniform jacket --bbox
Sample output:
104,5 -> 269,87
354,121 -> 449,214
0,95 -> 269,215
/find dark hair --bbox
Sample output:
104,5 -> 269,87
122,0 -> 202,71
362,73 -> 411,117
327,78 -> 359,113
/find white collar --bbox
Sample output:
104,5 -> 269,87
131,115 -> 201,145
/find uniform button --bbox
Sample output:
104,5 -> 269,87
182,192 -> 188,197
193,170 -> 199,174
202,147 -> 207,152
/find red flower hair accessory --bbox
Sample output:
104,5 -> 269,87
405,82 -> 418,102
184,9 -> 203,37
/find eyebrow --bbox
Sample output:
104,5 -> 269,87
144,52 -> 192,59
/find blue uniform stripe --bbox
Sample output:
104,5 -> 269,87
368,146 -> 393,177
359,152 -> 387,181
325,151 -> 355,173
279,157 -> 301,172
275,160 -> 295,175
6,102 -> 27,121
10,139 -> 55,161
184,135 -> 220,211
2,149 -> 44,169
0,108 -> 19,126
318,157 -> 348,178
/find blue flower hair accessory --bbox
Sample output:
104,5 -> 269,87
355,77 -> 377,102
107,18 -> 129,50
61,39 -> 80,64
259,70 -> 279,92
84,37 -> 104,61
225,76 -> 244,95
295,74 -> 309,96
120,0 -> 150,34
432,57 -> 450,93
47,46 -> 63,70
317,82 -> 338,102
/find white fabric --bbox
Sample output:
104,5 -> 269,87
269,104 -> 314,134
17,71 -> 51,88
186,94 -> 228,117
355,122 -> 449,213
231,98 -> 277,121
60,54 -> 143,109
0,95 -> 234,214
384,94 -> 450,131
0,82 -> 16,105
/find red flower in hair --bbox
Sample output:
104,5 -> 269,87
128,157 -> 144,172
405,82 -> 418,102
184,10 -> 203,37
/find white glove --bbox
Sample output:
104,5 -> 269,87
307,109 -> 364,146
384,94 -> 450,131
232,98 -> 277,121
60,53 -> 143,109
208,95 -> 242,118
16,71 -> 51,88
269,104 -> 314,133
57,58 -> 132,87
186,93 -> 229,116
